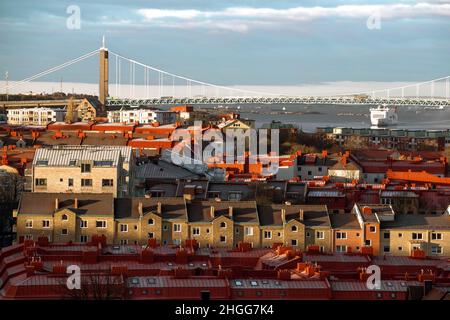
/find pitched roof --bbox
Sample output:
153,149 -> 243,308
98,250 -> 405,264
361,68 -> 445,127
382,214 -> 450,230
257,204 -> 329,227
114,197 -> 187,220
186,200 -> 258,223
18,192 -> 114,216
329,213 -> 361,230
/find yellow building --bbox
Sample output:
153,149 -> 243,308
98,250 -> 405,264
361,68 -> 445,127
32,145 -> 134,197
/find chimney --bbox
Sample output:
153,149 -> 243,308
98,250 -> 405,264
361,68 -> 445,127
322,150 -> 328,158
138,202 -> 143,216
299,209 -> 304,221
362,206 -> 372,215
281,208 -> 286,223
74,198 -> 79,209
228,206 -> 233,218
55,198 -> 59,210
210,206 -> 215,219
157,202 -> 162,215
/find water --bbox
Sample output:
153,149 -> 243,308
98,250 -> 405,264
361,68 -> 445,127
201,104 -> 450,132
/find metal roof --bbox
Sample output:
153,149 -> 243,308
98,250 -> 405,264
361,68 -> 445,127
230,279 -> 328,289
33,145 -> 132,167
330,280 -> 420,292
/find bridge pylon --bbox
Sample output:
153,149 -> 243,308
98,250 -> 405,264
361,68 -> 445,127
99,35 -> 109,112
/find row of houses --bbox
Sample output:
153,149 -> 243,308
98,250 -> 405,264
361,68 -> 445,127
317,126 -> 450,151
15,192 -> 450,257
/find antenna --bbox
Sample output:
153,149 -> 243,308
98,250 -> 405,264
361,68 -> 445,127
101,35 -> 106,50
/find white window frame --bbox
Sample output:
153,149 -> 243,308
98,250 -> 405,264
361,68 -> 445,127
120,239 -> 128,245
264,230 -> 272,239
291,225 -> 298,232
120,224 -> 128,233
42,220 -> 50,228
336,245 -> 347,253
336,232 -> 347,239
25,219 -> 33,228
96,220 -> 107,228
431,233 -> 442,240
316,231 -> 325,239
291,239 -> 298,246
148,218 -> 155,225
220,235 -> 226,243
61,228 -> 68,236
369,226 -> 376,233
220,221 -> 227,228
80,235 -> 88,243
431,246 -> 442,255
245,227 -> 254,236
192,227 -> 200,236
80,220 -> 88,228
173,224 -> 181,232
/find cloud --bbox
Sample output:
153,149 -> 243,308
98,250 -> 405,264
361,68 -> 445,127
136,3 -> 450,32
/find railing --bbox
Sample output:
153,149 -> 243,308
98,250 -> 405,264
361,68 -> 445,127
107,96 -> 450,107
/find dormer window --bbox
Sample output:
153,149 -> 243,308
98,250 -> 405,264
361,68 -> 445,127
61,214 -> 68,221
291,225 -> 298,232
220,222 -> 226,228
148,218 -> 154,225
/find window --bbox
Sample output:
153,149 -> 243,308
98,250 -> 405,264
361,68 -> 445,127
148,232 -> 154,238
431,233 -> 442,240
60,178 -> 63,182
336,232 -> 347,239
383,246 -> 390,253
412,233 -> 423,240
369,226 -> 376,233
80,235 -> 88,243
220,221 -> 226,228
61,229 -> 68,235
148,218 -> 154,225
291,239 -> 298,246
96,220 -> 107,228
61,214 -> 68,221
245,227 -> 253,236
398,233 -> 403,238
173,224 -> 181,232
81,179 -> 92,187
264,231 -> 272,239
42,220 -> 50,228
80,220 -> 88,228
120,224 -> 128,232
163,225 -> 168,231
316,231 -> 325,239
120,239 -> 128,245
431,246 -> 442,255
68,178 -> 74,187
220,235 -> 226,243
291,225 -> 298,232
318,167 -> 323,172
81,163 -> 91,173
235,228 -> 239,234
25,220 -> 33,228
35,178 -> 47,186
336,245 -> 347,253
206,228 -> 210,234
398,246 -> 403,251
383,232 -> 390,239
365,239 -> 372,246
102,179 -> 113,187
306,231 -> 311,237
192,227 -> 200,236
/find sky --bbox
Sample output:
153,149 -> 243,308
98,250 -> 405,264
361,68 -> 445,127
0,0 -> 449,90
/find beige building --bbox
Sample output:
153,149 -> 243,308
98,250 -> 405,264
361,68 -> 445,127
7,107 -> 65,126
32,145 -> 134,197
16,193 -> 115,243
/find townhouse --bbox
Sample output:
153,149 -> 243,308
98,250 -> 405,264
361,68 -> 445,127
329,203 -> 450,257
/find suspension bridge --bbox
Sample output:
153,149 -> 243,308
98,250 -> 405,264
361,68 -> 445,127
2,39 -> 450,107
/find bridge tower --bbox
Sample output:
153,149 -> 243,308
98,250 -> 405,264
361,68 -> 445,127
99,35 -> 109,110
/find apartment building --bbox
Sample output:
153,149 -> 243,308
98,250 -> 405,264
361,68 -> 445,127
32,145 -> 134,197
16,193 -> 450,256
107,109 -> 176,125
329,203 -> 450,257
7,108 -> 65,126
16,193 -> 115,243
16,193 -> 331,250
